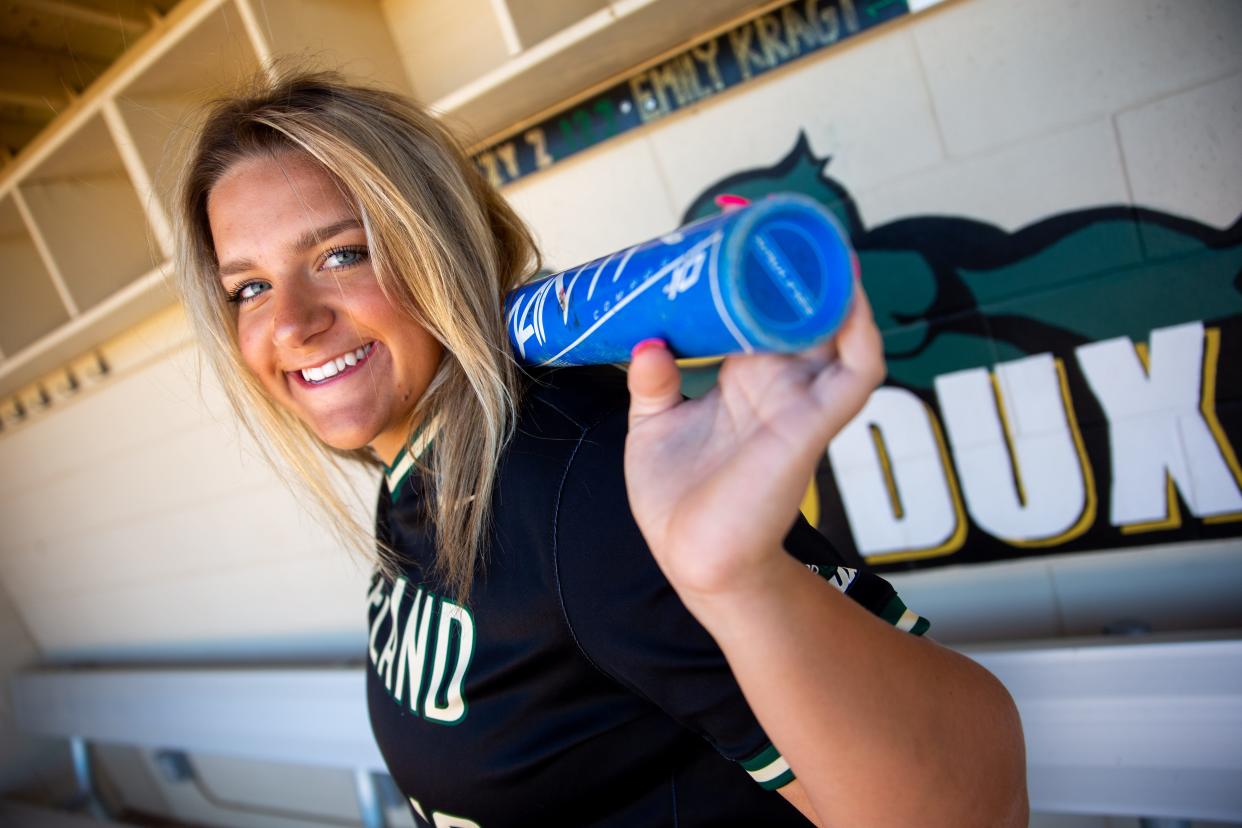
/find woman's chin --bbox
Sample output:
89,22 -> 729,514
305,421 -> 381,453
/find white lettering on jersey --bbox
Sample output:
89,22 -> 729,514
396,587 -> 433,712
424,601 -> 475,725
407,797 -> 482,828
367,585 -> 388,667
377,578 -> 407,692
372,585 -> 476,723
806,564 -> 858,592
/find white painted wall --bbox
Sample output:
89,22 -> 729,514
0,306 -> 377,664
3,0 -> 1241,824
0,577 -> 71,802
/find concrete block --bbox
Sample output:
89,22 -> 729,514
1048,539 -> 1242,636
1118,70 -> 1242,231
15,551 -> 368,659
643,28 -> 943,213
913,0 -> 1242,156
502,131 -> 679,270
856,118 -> 1131,232
885,557 -> 1062,644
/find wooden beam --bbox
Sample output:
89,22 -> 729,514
0,41 -> 113,91
0,89 -> 70,110
0,117 -> 51,156
11,0 -> 150,35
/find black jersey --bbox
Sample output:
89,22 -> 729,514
365,365 -> 929,828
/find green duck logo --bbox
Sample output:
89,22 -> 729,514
682,134 -> 1242,571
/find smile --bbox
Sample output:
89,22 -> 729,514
293,342 -> 376,385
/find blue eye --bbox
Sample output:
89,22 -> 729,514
227,281 -> 270,303
323,246 -> 368,269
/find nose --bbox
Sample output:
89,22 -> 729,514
271,282 -> 334,350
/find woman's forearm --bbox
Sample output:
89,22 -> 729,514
677,552 -> 1029,828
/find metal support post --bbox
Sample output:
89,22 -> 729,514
69,736 -> 111,820
354,767 -> 388,828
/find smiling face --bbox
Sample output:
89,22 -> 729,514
207,151 -> 444,464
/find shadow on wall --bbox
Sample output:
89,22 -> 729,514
679,134 -> 1242,574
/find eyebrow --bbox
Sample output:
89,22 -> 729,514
217,218 -> 365,279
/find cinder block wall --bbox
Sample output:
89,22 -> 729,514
0,306 -> 375,663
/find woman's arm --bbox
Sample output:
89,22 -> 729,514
622,285 -> 1028,826
685,549 -> 1027,827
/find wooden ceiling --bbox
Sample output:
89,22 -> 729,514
0,0 -> 182,159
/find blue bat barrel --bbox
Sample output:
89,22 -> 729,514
505,193 -> 856,366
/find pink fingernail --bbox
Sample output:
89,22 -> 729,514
631,338 -> 667,359
714,194 -> 751,211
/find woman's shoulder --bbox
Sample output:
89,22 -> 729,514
489,366 -> 631,562
516,364 -> 631,439
495,365 -> 630,494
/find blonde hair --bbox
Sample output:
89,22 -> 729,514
174,68 -> 540,597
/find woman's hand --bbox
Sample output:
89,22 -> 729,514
623,279 -> 885,599
624,281 -> 1030,828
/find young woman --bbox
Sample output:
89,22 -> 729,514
175,70 -> 1027,827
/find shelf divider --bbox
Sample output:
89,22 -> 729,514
102,99 -> 174,259
232,0 -> 276,78
0,263 -> 175,398
11,188 -> 79,318
490,0 -> 525,56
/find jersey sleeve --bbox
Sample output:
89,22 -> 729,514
552,404 -> 930,792
784,512 -> 932,637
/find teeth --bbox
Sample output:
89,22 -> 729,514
299,342 -> 374,383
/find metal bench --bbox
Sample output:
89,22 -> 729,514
10,634 -> 1242,826
963,633 -> 1242,825
0,800 -> 137,827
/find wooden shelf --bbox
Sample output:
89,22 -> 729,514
0,0 -> 781,402
383,0 -> 516,105
0,0 -> 416,401
0,0 -> 255,400
0,265 -> 174,400
114,0 -> 263,226
0,196 -> 71,356
245,0 -> 410,95
435,0 -> 772,145
506,0 -> 610,50
18,114 -> 156,315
